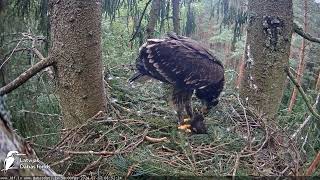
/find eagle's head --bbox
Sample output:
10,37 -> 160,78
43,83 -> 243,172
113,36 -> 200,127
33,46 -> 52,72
200,98 -> 219,114
195,79 -> 224,114
190,113 -> 207,134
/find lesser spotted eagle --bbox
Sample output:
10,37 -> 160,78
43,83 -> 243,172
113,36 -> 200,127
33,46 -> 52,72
129,33 -> 224,132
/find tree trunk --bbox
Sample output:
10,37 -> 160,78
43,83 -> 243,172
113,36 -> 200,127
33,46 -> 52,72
316,71 -> 320,91
146,0 -> 161,39
239,0 -> 293,118
172,0 -> 180,34
236,52 -> 245,89
0,48 -> 7,86
49,0 -> 107,128
288,0 -> 308,112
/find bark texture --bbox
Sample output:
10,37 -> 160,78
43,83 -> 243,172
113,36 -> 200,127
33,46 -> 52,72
316,72 -> 320,91
172,0 -> 180,34
239,0 -> 293,118
0,48 -> 7,86
146,0 -> 160,39
49,0 -> 107,128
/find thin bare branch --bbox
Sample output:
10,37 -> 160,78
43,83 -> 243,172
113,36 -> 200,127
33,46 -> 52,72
32,47 -> 46,60
129,0 -> 153,41
0,39 -> 24,70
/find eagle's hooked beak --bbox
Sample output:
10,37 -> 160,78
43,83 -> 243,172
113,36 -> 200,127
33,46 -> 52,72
201,106 -> 209,115
200,98 -> 219,115
200,100 -> 210,115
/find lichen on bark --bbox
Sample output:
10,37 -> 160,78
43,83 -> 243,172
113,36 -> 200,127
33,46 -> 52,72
240,0 -> 293,118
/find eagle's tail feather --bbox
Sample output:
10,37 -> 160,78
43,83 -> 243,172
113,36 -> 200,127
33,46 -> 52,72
128,72 -> 144,83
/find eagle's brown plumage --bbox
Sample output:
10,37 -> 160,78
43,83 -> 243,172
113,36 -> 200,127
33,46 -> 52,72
129,33 -> 224,130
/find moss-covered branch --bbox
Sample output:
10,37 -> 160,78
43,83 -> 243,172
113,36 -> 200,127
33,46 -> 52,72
0,57 -> 54,95
294,23 -> 320,44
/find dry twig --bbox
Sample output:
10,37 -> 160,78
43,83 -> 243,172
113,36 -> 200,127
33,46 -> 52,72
145,135 -> 169,143
306,151 -> 320,176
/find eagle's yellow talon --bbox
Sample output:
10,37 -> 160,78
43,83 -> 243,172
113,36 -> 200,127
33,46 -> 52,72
178,124 -> 192,133
183,117 -> 191,122
178,124 -> 191,130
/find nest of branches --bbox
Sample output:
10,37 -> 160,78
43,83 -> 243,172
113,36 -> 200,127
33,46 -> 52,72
27,66 -> 303,177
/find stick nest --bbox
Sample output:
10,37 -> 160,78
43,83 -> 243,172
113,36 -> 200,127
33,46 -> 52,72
28,65 -> 303,176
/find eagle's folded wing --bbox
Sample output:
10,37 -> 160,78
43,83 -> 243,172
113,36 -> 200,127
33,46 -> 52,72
137,37 -> 224,89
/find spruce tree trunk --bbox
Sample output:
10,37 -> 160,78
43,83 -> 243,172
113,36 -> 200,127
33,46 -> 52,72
146,0 -> 161,39
0,49 -> 7,86
172,0 -> 180,34
316,72 -> 320,91
236,38 -> 246,89
49,0 -> 107,128
239,0 -> 293,118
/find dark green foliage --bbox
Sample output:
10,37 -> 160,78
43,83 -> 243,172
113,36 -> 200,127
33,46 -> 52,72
15,0 -> 33,17
206,0 -> 247,49
184,1 -> 196,36
103,0 -> 124,22
15,0 -> 49,39
159,0 -> 170,33
0,0 -> 7,12
37,0 -> 49,48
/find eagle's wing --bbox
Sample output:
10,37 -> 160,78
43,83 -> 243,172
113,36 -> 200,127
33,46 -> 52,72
135,40 -> 172,83
139,37 -> 224,89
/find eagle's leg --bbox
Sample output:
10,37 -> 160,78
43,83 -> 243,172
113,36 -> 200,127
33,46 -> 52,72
184,93 -> 193,121
176,104 -> 184,125
171,87 -> 185,125
172,88 -> 193,126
